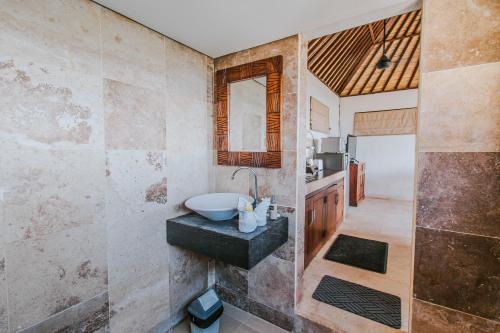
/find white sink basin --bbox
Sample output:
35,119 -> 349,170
185,192 -> 254,221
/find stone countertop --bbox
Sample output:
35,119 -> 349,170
166,213 -> 288,269
306,169 -> 346,196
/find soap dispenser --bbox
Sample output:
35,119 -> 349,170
269,195 -> 278,220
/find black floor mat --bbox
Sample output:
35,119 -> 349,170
324,234 -> 388,273
313,275 -> 401,329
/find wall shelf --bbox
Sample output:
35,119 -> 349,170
167,213 -> 288,270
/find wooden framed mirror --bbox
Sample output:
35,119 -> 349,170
215,55 -> 283,168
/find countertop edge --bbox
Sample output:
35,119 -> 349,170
306,170 -> 346,196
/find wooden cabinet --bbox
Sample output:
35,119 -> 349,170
349,162 -> 365,206
335,182 -> 344,228
305,181 -> 344,268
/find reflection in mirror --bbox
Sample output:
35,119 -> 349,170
229,77 -> 267,152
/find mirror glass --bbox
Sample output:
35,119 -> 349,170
228,77 -> 267,152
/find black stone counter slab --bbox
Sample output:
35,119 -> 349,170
167,213 -> 288,270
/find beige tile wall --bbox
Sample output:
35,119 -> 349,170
413,0 -> 500,332
0,0 -> 213,332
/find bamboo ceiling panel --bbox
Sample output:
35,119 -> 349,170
308,9 -> 421,97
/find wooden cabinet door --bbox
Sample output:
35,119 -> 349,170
305,192 -> 325,266
305,197 -> 313,265
325,184 -> 338,237
305,180 -> 346,268
311,193 -> 325,254
350,162 -> 365,206
358,173 -> 365,201
349,163 -> 358,206
335,183 -> 344,228
358,163 -> 365,201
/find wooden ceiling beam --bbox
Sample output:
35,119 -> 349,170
340,44 -> 375,96
309,35 -> 336,67
377,37 -> 413,92
308,9 -> 421,97
368,24 -> 376,44
308,35 -> 333,60
393,36 -> 420,90
400,10 -> 419,40
355,13 -> 403,94
323,26 -> 370,88
367,37 -> 404,94
338,20 -> 384,95
308,34 -> 339,68
332,31 -> 373,90
326,29 -> 372,90
375,31 -> 420,44
406,10 -> 422,36
345,44 -> 378,96
386,12 -> 407,40
397,10 -> 416,39
372,12 -> 416,93
310,26 -> 358,74
316,25 -> 366,82
409,58 -> 420,89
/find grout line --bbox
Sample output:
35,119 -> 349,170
3,245 -> 11,333
416,225 -> 500,240
421,60 -> 500,76
89,1 -> 212,59
418,150 -> 498,153
218,288 -> 293,329
97,7 -> 113,330
18,291 -> 109,332
413,298 -> 500,324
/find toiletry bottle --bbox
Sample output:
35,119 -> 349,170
255,197 -> 270,226
239,203 -> 257,233
269,195 -> 278,220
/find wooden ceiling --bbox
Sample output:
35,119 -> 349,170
308,9 -> 421,97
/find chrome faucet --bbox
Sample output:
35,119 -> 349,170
231,167 -> 259,206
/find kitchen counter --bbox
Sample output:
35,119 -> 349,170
306,169 -> 345,196
167,213 -> 288,269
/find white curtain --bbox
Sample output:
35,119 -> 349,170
353,108 -> 417,136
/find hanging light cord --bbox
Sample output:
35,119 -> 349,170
383,19 -> 387,54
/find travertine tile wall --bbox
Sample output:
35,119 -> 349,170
212,36 -> 307,331
0,0 -> 213,332
412,1 -> 499,332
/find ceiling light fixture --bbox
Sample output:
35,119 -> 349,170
376,19 -> 391,70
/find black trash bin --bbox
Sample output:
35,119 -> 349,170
187,289 -> 223,333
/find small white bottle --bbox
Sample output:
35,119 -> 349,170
239,203 -> 257,233
269,195 -> 278,220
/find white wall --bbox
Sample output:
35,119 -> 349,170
340,89 -> 418,141
356,135 -> 416,201
306,72 -> 340,139
340,89 -> 418,201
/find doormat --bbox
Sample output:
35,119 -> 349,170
313,275 -> 401,329
324,234 -> 388,273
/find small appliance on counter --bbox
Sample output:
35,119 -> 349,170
306,159 -> 318,175
316,137 -> 344,153
316,152 -> 349,172
306,159 -> 323,176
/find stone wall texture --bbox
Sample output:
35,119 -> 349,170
412,1 -> 500,332
0,0 -> 213,332
212,36 -> 306,331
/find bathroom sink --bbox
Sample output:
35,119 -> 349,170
185,193 -> 254,221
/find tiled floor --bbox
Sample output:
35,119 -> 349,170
172,301 -> 288,333
297,198 -> 414,333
